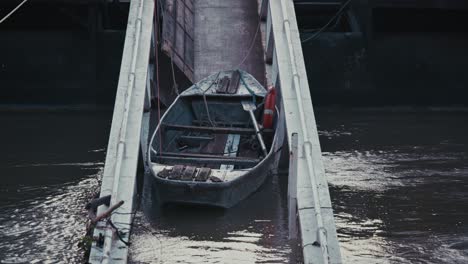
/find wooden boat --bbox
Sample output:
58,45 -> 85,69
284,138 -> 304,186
147,70 -> 280,208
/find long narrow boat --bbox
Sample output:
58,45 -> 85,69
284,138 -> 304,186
147,70 -> 280,208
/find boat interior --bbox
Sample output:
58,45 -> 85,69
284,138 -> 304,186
148,70 -> 278,182
151,95 -> 276,172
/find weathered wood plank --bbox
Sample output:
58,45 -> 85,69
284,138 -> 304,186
156,155 -> 259,166
162,123 -> 273,135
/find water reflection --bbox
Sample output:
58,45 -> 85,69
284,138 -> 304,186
318,110 -> 468,264
129,172 -> 301,264
0,113 -> 110,263
0,176 -> 101,263
1,110 -> 467,263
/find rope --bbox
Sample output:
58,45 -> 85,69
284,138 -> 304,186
238,71 -> 256,103
155,0 -> 163,157
170,54 -> 179,95
301,0 -> 352,43
201,72 -> 221,127
156,0 -> 165,40
156,0 -> 179,96
155,0 -> 179,95
0,0 -> 29,24
107,220 -> 131,246
235,17 -> 261,69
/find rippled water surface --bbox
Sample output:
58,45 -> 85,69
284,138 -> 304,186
317,110 -> 468,264
128,170 -> 301,264
1,110 -> 467,263
0,112 -> 110,263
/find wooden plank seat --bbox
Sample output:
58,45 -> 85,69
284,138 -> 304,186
155,151 -> 260,166
178,135 -> 214,141
192,120 -> 250,127
162,123 -> 273,135
176,135 -> 214,148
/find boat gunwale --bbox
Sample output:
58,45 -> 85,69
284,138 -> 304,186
147,70 -> 280,187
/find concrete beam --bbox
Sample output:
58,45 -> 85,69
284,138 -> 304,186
267,0 -> 342,263
88,0 -> 154,263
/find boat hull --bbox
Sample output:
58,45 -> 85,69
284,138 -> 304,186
150,150 -> 276,208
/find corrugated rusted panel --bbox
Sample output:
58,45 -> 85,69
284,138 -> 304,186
162,0 -> 194,82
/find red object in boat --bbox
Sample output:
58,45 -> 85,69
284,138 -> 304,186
262,86 -> 276,129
